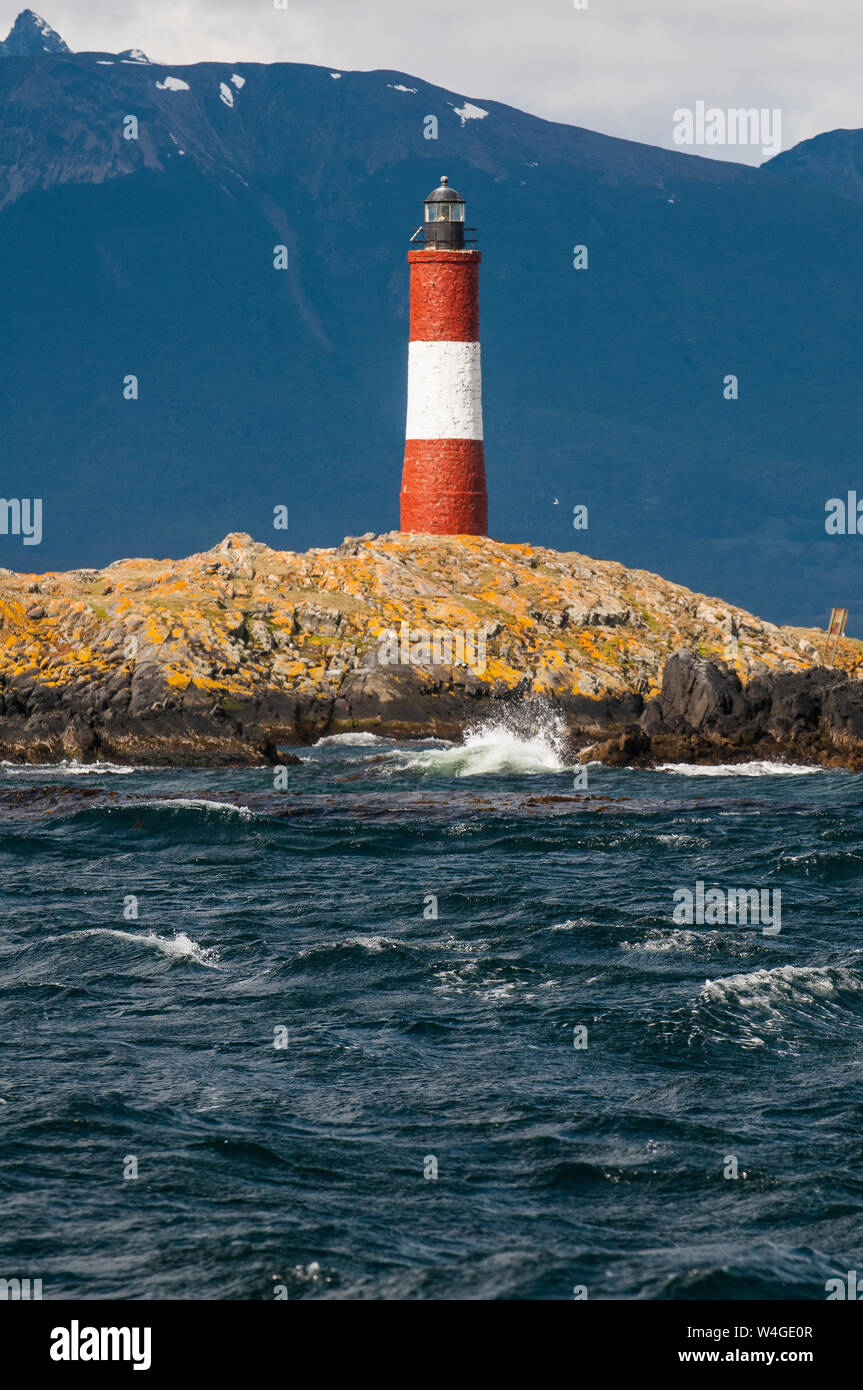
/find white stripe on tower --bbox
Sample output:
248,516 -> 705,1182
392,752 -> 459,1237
405,341 -> 484,441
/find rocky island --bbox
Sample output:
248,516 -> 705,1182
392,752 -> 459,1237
1,531 -> 861,770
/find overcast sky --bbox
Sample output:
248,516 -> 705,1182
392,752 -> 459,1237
3,0 -> 860,164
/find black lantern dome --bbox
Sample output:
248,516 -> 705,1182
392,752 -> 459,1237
423,175 -> 466,249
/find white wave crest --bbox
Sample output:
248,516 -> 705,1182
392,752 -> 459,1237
296,934 -> 401,959
1,759 -> 138,775
343,934 -> 399,951
394,717 -> 568,777
623,929 -> 702,953
151,798 -> 254,817
693,961 -> 863,1050
58,928 -> 220,967
654,761 -> 823,777
701,963 -> 863,1010
314,732 -> 390,746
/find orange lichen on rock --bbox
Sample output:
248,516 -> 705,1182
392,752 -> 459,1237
0,530 -> 858,765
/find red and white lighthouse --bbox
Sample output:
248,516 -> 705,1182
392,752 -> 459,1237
400,176 -> 488,535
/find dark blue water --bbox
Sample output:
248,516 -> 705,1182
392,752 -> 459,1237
1,723 -> 862,1300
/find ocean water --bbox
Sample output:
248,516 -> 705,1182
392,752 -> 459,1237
1,718 -> 862,1301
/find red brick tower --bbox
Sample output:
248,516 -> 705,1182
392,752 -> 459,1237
400,177 -> 488,535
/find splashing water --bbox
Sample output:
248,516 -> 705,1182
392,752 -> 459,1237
395,708 -> 569,777
314,732 -> 390,747
55,928 -> 221,967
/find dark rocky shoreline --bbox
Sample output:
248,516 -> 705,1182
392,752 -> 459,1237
1,649 -> 861,771
582,650 -> 863,772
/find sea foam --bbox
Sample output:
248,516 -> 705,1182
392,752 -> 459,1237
56,928 -> 220,967
654,761 -> 822,777
394,712 -> 568,777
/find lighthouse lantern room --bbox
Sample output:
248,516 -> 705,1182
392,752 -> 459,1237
423,175 -> 466,249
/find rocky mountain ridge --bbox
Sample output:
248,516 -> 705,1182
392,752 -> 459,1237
0,9 -> 67,57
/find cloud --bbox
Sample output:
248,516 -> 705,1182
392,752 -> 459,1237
2,0 -> 859,163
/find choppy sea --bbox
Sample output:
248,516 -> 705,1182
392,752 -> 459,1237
1,715 -> 861,1299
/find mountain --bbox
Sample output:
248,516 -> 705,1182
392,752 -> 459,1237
766,129 -> 863,203
2,12 -> 863,639
0,8 -> 67,55
1,530 -> 861,767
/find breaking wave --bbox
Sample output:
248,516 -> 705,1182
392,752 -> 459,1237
314,732 -> 390,747
294,934 -> 404,962
692,962 -> 863,1049
0,759 -> 138,775
55,928 -> 220,967
622,928 -> 702,953
394,708 -> 569,777
701,962 -> 863,1009
147,798 -> 254,818
654,761 -> 823,777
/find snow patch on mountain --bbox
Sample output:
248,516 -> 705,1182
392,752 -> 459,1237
452,102 -> 489,126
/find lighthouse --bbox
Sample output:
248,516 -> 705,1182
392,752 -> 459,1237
400,177 -> 488,535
